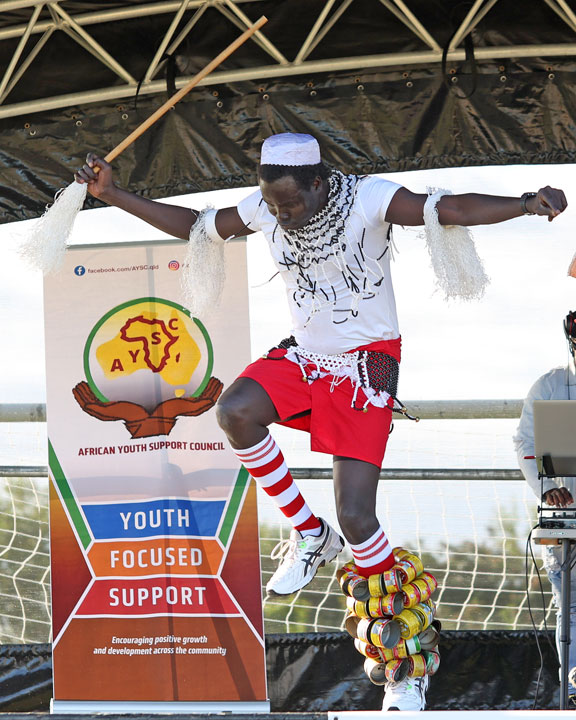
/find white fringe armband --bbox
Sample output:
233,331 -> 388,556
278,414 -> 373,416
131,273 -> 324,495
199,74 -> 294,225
422,188 -> 490,301
181,208 -> 226,319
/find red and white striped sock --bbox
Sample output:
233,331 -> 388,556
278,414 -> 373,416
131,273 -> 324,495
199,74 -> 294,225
234,433 -> 322,536
350,525 -> 394,577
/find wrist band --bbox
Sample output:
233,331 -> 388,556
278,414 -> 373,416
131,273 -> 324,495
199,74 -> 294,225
520,192 -> 537,215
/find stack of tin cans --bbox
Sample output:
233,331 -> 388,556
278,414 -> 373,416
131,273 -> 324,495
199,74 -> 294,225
338,547 -> 441,686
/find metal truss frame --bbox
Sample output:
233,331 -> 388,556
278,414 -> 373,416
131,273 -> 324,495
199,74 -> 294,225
1,0 -> 576,119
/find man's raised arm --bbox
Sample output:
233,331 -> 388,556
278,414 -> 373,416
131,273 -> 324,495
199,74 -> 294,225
75,153 -> 250,240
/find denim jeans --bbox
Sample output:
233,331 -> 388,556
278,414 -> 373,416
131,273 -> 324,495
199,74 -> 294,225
543,545 -> 576,683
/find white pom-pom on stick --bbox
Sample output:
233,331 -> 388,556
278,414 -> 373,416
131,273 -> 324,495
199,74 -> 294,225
20,181 -> 88,274
19,15 -> 268,275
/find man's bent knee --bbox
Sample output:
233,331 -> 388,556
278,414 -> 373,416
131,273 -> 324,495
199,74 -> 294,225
215,378 -> 279,443
215,389 -> 251,433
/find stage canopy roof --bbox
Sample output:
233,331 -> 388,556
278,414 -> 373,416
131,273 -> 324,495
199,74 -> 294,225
2,0 -> 576,223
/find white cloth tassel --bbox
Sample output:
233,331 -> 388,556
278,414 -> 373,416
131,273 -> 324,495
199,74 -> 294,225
422,188 -> 490,301
20,181 -> 88,274
181,209 -> 225,319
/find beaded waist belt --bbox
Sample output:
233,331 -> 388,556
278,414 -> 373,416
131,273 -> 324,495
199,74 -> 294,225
266,336 -> 417,419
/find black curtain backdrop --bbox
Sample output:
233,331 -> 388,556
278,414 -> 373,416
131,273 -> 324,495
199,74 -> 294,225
1,0 -> 576,224
0,631 -> 561,712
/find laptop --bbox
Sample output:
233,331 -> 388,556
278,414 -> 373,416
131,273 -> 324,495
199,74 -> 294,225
532,400 -> 576,538
533,400 -> 576,477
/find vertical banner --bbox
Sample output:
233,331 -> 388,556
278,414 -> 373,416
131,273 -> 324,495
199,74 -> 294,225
44,240 -> 268,713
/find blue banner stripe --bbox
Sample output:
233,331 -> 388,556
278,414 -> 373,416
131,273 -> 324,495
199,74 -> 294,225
82,499 -> 226,539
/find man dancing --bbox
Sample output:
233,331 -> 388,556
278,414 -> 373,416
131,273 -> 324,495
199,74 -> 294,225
76,132 -> 567,710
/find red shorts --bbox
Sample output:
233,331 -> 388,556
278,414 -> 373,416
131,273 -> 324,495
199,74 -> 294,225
238,338 -> 401,467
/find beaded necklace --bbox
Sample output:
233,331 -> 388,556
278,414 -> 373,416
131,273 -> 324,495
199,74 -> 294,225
272,170 -> 389,325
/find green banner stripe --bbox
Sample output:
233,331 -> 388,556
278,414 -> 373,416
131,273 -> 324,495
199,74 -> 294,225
218,466 -> 250,546
48,441 -> 92,549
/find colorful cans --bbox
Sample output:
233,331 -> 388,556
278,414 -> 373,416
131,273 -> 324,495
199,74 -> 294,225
393,547 -> 411,561
412,602 -> 434,631
381,568 -> 402,593
343,556 -> 440,682
412,578 -> 432,603
402,582 -> 421,608
346,594 -> 403,619
354,638 -> 381,660
418,624 -> 440,651
379,635 -> 420,661
368,593 -> 404,617
344,612 -> 360,638
367,573 -> 385,597
363,657 -> 408,685
363,657 -> 388,685
368,617 -> 402,648
395,559 -> 418,585
396,554 -> 424,584
408,653 -> 427,677
337,564 -> 370,601
380,642 -> 408,661
420,571 -> 438,593
363,656 -> 408,685
405,635 -> 422,655
423,650 -> 441,676
393,609 -> 422,639
408,554 -> 424,575
385,658 -> 409,683
355,617 -> 372,642
346,596 -> 371,619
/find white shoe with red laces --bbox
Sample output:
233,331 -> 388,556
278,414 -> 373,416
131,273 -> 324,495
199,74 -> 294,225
382,675 -> 429,711
266,518 -> 344,596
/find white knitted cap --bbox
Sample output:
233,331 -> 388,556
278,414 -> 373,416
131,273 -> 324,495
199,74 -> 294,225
260,132 -> 321,166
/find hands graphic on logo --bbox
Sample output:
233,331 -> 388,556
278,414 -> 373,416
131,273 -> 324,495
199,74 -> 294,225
72,377 -> 223,438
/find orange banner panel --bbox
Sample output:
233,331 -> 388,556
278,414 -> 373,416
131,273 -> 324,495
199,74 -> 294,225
89,537 -> 223,577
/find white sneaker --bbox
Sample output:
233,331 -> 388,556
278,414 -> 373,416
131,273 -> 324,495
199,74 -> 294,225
382,675 -> 429,711
266,518 -> 344,596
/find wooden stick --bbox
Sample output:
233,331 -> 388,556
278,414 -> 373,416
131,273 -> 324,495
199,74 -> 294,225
103,15 -> 267,164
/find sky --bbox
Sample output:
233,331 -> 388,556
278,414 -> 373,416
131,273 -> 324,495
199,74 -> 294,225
2,162 -> 575,407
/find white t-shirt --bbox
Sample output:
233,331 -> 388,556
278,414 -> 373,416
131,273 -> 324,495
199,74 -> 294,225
235,174 -> 402,355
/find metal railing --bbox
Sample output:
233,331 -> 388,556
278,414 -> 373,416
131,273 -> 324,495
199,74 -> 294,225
0,400 -> 523,480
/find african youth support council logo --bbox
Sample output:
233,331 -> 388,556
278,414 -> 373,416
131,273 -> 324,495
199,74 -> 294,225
72,298 -> 222,438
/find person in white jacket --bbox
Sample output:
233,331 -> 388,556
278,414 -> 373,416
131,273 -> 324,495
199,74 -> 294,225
514,310 -> 576,705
